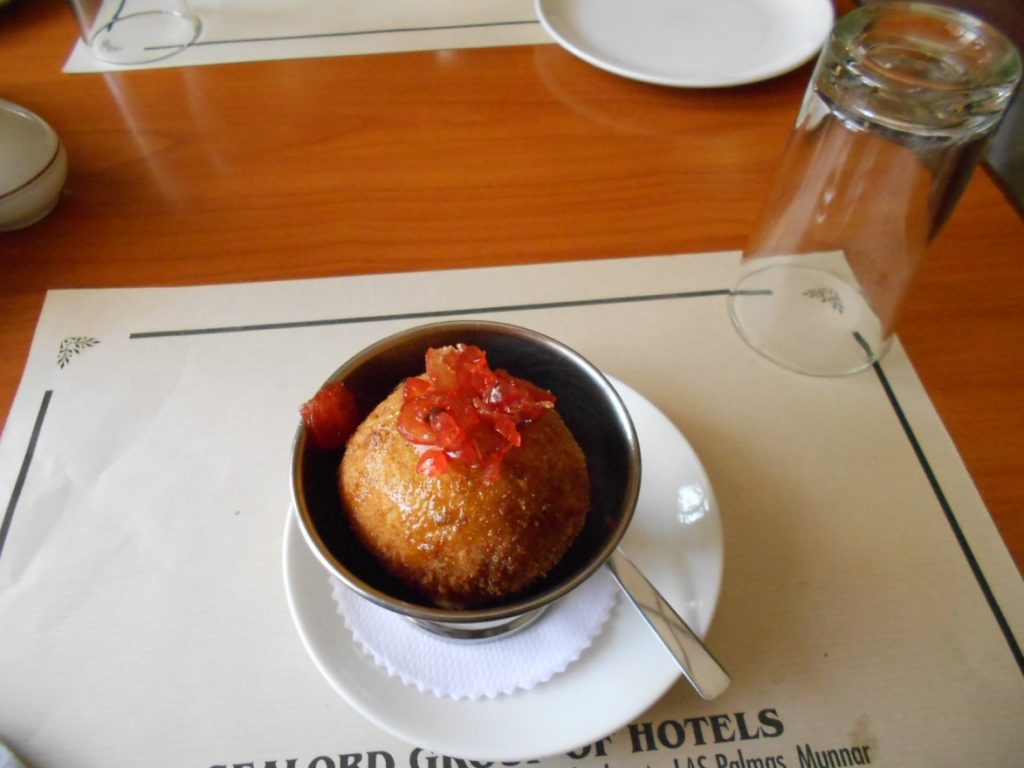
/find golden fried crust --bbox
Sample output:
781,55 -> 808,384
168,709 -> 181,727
339,383 -> 590,608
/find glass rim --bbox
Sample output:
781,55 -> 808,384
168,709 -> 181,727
833,1 -> 1022,92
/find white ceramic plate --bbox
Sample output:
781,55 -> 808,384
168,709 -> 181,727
536,0 -> 833,88
283,379 -> 723,761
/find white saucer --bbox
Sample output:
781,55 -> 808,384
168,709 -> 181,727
536,0 -> 833,88
282,378 -> 723,761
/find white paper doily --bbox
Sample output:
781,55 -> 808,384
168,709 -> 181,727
331,568 -> 618,700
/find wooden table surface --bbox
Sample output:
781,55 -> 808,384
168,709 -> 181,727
1,1 -> 1021,575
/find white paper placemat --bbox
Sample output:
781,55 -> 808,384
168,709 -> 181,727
64,0 -> 550,73
1,252 -> 1022,767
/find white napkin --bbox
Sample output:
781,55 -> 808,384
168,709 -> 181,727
331,569 -> 618,700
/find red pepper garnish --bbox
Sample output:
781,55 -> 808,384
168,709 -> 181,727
397,344 -> 555,484
300,381 -> 360,450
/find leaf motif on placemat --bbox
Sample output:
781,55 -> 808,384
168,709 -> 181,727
57,336 -> 100,369
804,287 -> 844,314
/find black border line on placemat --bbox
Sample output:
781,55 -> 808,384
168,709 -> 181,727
0,390 -> 52,562
173,19 -> 541,50
872,360 -> 1024,675
127,289 -> 743,339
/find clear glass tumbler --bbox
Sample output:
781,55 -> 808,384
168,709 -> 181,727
728,2 -> 1021,376
69,0 -> 202,65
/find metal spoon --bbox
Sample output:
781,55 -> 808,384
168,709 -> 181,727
606,548 -> 730,700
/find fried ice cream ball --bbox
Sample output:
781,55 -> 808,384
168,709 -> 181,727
339,383 -> 590,608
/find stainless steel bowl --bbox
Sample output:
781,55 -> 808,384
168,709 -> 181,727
290,320 -> 641,640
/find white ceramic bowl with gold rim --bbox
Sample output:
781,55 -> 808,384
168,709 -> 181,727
0,99 -> 67,231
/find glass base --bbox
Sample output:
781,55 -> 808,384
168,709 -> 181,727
728,263 -> 890,377
89,11 -> 200,65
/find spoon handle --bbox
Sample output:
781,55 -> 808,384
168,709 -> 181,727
607,548 -> 731,700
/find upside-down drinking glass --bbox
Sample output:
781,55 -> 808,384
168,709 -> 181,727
728,2 -> 1021,376
69,0 -> 201,65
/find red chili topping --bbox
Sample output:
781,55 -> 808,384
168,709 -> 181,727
397,344 -> 556,483
300,381 -> 360,450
